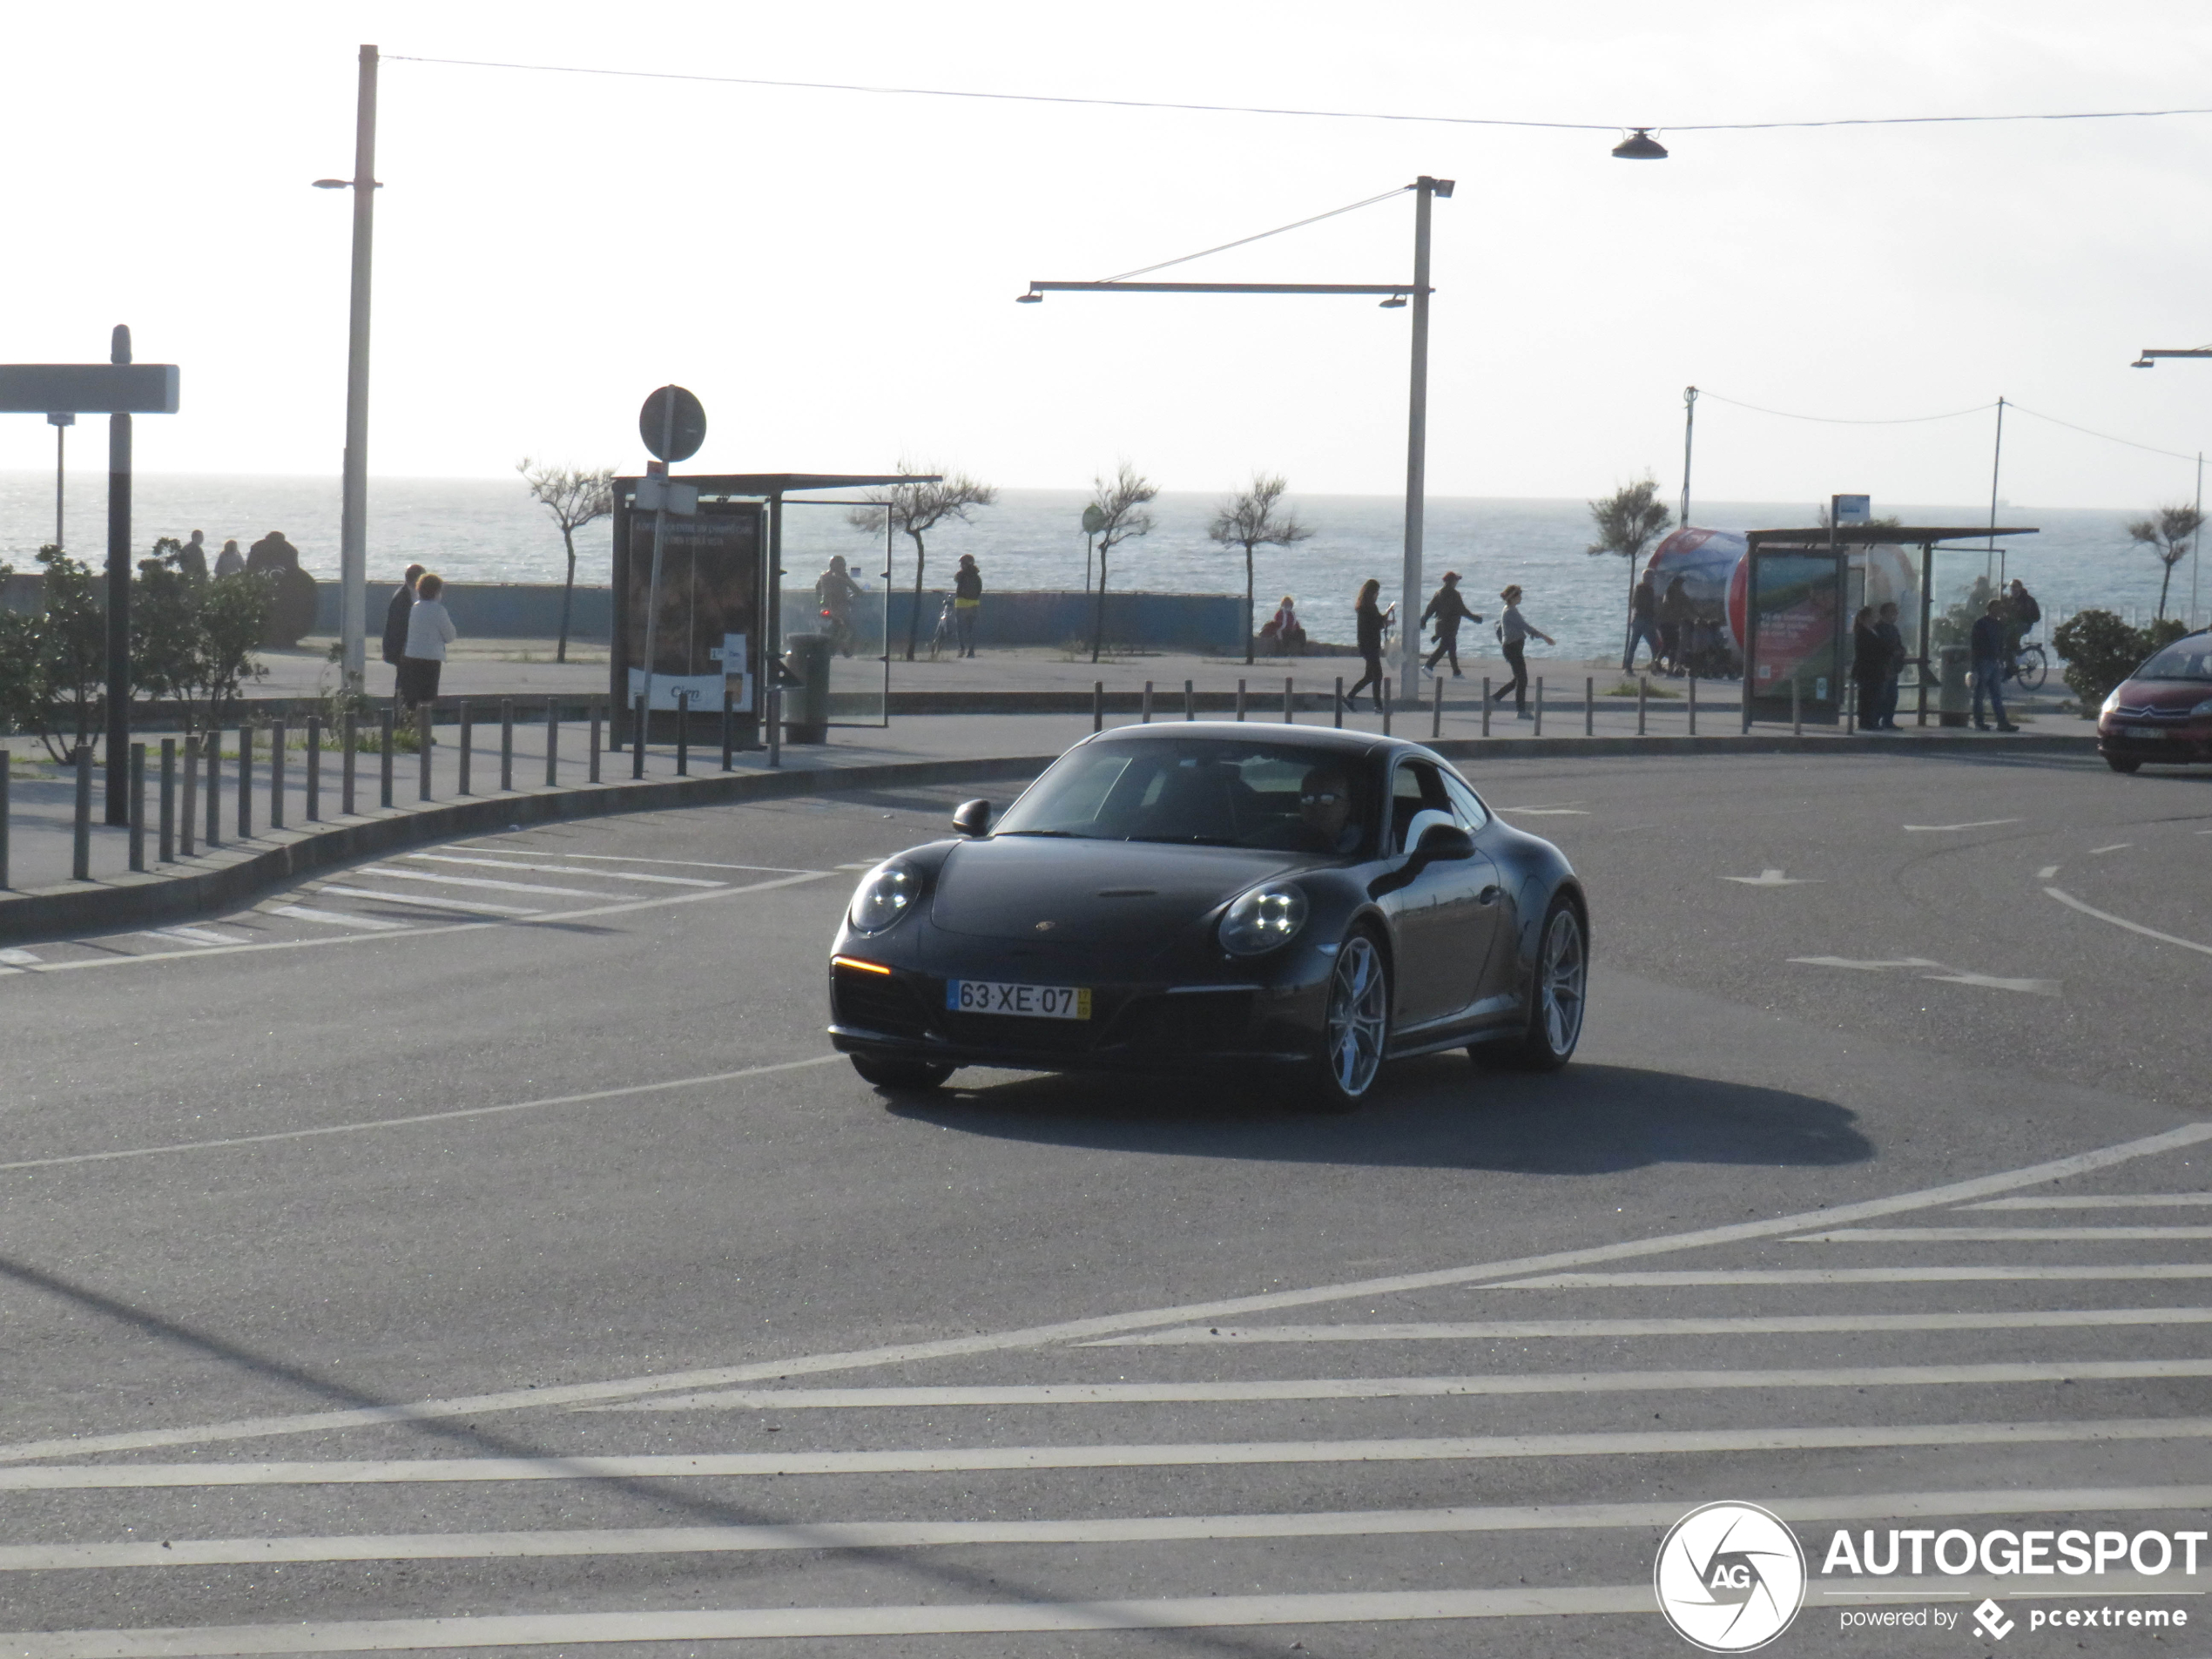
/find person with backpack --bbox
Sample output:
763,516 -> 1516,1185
2005,578 -> 2041,681
1420,571 -> 1481,677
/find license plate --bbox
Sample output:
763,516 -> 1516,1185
948,980 -> 1092,1020
2123,725 -> 2167,739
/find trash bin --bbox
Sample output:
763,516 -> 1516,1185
782,633 -> 831,745
1937,644 -> 1972,727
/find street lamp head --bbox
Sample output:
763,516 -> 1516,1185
1612,129 -> 1669,160
1378,292 -> 1408,309
1015,290 -> 1043,304
2133,357 -> 2156,368
312,179 -> 351,189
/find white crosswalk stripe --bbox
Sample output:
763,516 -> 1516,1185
266,905 -> 411,931
5,1126 -> 2208,1651
312,884 -> 543,916
400,853 -> 724,887
356,867 -> 621,899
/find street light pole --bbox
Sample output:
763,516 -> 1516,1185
105,326 -> 132,825
48,412 -> 70,549
338,44 -> 379,693
1680,386 -> 1697,529
1399,177 -> 1446,700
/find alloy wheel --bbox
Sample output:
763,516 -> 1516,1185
1325,933 -> 1389,1100
1538,906 -> 1587,1059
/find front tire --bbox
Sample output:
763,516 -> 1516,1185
850,1054 -> 954,1092
1310,929 -> 1390,1111
1510,899 -> 1587,1071
2105,753 -> 2141,774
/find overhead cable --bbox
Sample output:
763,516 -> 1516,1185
1101,188 -> 1409,283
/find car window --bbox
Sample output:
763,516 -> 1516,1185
1440,771 -> 1490,831
2137,640 -> 2212,681
1391,761 -> 1454,853
994,738 -> 1373,853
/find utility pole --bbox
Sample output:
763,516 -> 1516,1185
105,326 -> 132,825
1680,387 -> 1697,529
1986,396 -> 2006,587
338,44 -> 379,692
48,413 -> 71,549
1399,177 -> 1446,700
2195,451 -> 2204,629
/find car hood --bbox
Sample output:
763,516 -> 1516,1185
2112,679 -> 2212,712
929,836 -> 1305,944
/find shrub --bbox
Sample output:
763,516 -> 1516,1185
2053,609 -> 2182,713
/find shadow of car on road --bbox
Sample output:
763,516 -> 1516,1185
885,1058 -> 1871,1175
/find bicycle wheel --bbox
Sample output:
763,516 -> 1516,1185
2016,644 -> 2047,691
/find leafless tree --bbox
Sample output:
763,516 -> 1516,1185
1586,476 -> 1673,670
1209,473 -> 1312,664
516,459 -> 615,662
2124,503 -> 2204,622
1088,462 -> 1159,664
848,464 -> 999,661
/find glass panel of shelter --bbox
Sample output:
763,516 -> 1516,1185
778,499 -> 890,728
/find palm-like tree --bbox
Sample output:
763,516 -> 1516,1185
1087,463 -> 1158,664
848,464 -> 999,661
1587,476 -> 1674,670
2124,503 -> 2204,622
1208,474 -> 1313,664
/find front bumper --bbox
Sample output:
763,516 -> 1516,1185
2097,720 -> 2212,763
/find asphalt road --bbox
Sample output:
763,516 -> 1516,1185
1,747 -> 2208,1657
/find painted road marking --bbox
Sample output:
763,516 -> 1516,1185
2038,863 -> 2061,878
356,867 -> 619,899
1789,956 -> 1945,970
590,1359 -> 2212,1413
1792,1225 -> 2212,1243
1904,818 -> 2023,832
266,906 -> 408,932
11,1486 -> 2209,1571
145,926 -> 253,947
401,853 -> 721,887
1093,1307 -> 2212,1345
2045,885 -> 2212,959
1497,805 -> 1588,816
2091,842 -> 2134,854
1919,969 -> 2060,995
2,1121 -> 2203,1467
1497,1265 -> 2212,1288
1964,1195 -> 2212,1211
313,886 -> 543,916
0,948 -> 41,965
448,844 -> 819,873
10,1418 -> 2212,1489
1723,869 -> 1814,886
0,1055 -> 840,1177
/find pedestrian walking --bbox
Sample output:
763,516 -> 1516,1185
1625,567 -> 1662,671
212,538 -> 245,578
953,555 -> 982,658
1851,604 -> 1883,731
1342,578 -> 1394,711
177,529 -> 210,579
1420,570 -> 1481,676
1871,602 -> 1906,729
398,572 -> 456,711
1488,584 -> 1554,719
1972,599 -> 2020,732
381,564 -> 425,669
1657,573 -> 1689,674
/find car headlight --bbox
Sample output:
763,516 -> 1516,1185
2101,687 -> 2124,716
847,860 -> 921,934
1219,882 -> 1309,955
2193,698 -> 2212,717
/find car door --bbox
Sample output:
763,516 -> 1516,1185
1377,759 -> 1495,1028
1440,769 -> 1514,1012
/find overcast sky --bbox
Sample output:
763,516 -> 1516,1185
4,1 -> 2211,509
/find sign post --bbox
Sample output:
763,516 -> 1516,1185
634,385 -> 707,752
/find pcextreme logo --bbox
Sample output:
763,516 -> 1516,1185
1656,1501 -> 1808,1652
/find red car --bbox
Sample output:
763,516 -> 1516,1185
2099,631 -> 2212,772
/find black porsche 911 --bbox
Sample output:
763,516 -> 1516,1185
826,724 -> 1588,1109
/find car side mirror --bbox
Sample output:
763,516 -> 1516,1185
951,799 -> 992,838
1416,821 -> 1474,860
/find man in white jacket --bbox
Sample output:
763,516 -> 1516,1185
399,572 -> 457,711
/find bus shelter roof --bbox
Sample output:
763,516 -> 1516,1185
1744,525 -> 2039,546
614,472 -> 941,497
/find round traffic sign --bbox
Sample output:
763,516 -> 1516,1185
1081,504 -> 1107,535
638,385 -> 707,463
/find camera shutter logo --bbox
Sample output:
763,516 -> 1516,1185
1654,1501 -> 1806,1652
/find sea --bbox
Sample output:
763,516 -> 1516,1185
2,473 -> 2202,658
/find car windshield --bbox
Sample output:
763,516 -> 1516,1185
2136,639 -> 2212,681
994,738 -> 1374,853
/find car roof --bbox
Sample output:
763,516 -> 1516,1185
1077,722 -> 1446,765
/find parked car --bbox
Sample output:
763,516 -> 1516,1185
826,725 -> 1588,1109
2098,631 -> 2212,773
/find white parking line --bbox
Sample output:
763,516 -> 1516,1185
2044,885 -> 2212,959
0,948 -> 41,965
448,844 -> 819,873
10,1418 -> 2212,1489
1792,1225 -> 2212,1243
1497,1265 -> 2212,1287
1963,1195 -> 2212,1211
591,1359 -> 2212,1413
401,853 -> 720,887
145,926 -> 253,947
358,867 -> 618,899
2091,842 -> 2134,854
1091,1307 -> 2212,1345
313,886 -> 543,916
266,906 -> 409,932
1904,818 -> 2023,832
1790,956 -> 1944,970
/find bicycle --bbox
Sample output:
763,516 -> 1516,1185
2009,638 -> 2048,691
926,596 -> 958,662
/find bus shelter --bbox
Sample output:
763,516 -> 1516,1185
1740,524 -> 2037,727
610,471 -> 925,749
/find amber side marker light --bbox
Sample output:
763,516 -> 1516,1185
832,956 -> 893,974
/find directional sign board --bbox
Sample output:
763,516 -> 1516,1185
638,385 -> 706,463
0,364 -> 179,414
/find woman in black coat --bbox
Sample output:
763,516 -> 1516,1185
1343,577 -> 1394,712
1851,605 -> 1883,731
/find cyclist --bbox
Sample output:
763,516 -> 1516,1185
815,555 -> 863,658
2004,578 -> 2040,682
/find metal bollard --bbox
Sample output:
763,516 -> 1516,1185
271,722 -> 287,830
180,735 -> 197,857
1534,678 -> 1544,736
206,732 -> 222,847
306,719 -> 321,821
238,725 -> 253,839
72,745 -> 91,880
1141,681 -> 1153,723
1236,679 -> 1246,722
1845,673 -> 1857,735
1638,677 -> 1648,737
1333,677 -> 1345,730
676,689 -> 691,776
1093,681 -> 1103,733
1585,676 -> 1595,738
158,738 -> 176,862
501,699 -> 516,791
1481,677 -> 1493,737
547,698 -> 560,786
721,686 -> 734,772
379,711 -> 395,808
1284,677 -> 1294,725
341,716 -> 356,817
1689,676 -> 1699,736
0,751 -> 9,888
590,701 -> 603,783
767,685 -> 781,769
1184,679 -> 1193,721
1432,672 -> 1444,738
129,743 -> 146,872
631,695 -> 645,779
418,705 -> 434,800
1382,678 -> 1393,735
458,700 -> 473,795
1792,677 -> 1803,738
